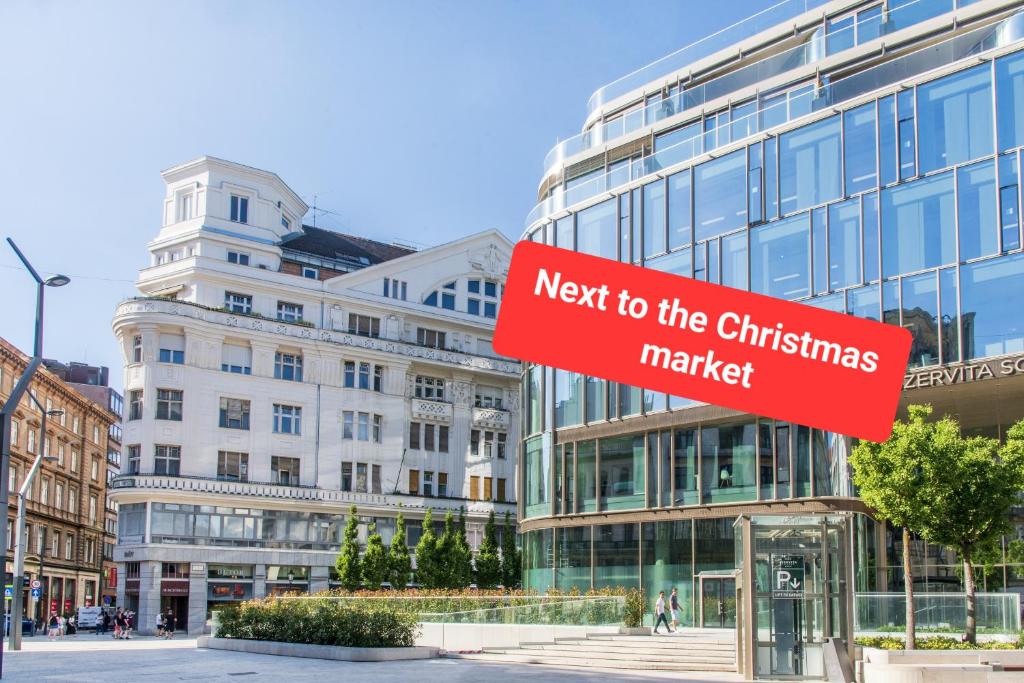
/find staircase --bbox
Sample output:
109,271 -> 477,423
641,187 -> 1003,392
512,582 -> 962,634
446,628 -> 737,672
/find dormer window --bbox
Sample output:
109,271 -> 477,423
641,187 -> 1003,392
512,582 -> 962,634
302,267 -> 319,279
230,194 -> 249,224
281,215 -> 291,231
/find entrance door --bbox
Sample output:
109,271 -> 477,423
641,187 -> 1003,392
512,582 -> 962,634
700,577 -> 737,628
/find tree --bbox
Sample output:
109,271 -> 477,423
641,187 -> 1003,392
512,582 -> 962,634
414,509 -> 439,588
452,508 -> 474,588
475,510 -> 502,589
849,405 -> 939,649
434,510 -> 459,588
500,511 -> 521,589
361,523 -> 389,590
335,504 -> 362,591
915,418 -> 1024,643
389,511 -> 412,590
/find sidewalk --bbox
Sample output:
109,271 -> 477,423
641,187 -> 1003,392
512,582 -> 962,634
10,631 -> 195,652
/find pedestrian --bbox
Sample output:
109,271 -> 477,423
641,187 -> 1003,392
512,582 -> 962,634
46,611 -> 60,641
164,611 -> 175,640
114,608 -> 125,639
669,587 -> 681,632
653,591 -> 672,634
125,611 -> 133,639
155,611 -> 164,638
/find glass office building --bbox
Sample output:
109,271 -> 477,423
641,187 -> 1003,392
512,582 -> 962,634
520,0 -> 1024,644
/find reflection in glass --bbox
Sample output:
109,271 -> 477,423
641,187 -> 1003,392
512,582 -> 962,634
594,523 -> 640,589
555,526 -> 591,591
524,436 -> 550,518
999,152 -> 1021,251
642,521 -> 694,627
751,213 -> 810,299
701,422 -> 757,503
600,435 -> 645,511
916,64 -> 993,174
996,52 -> 1024,152
957,160 -> 998,261
695,149 -> 747,241
577,198 -> 617,259
723,232 -> 748,290
576,440 -> 598,513
554,370 -> 583,428
586,376 -> 605,422
881,172 -> 956,278
829,199 -> 862,290
960,253 -> 1024,360
668,170 -> 692,250
674,429 -> 698,505
939,268 -> 959,365
844,103 -> 877,195
644,180 -> 666,258
780,115 -> 841,215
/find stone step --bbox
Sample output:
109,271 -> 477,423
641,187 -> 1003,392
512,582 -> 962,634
515,644 -> 736,663
446,652 -> 738,672
585,633 -> 736,644
552,637 -> 736,650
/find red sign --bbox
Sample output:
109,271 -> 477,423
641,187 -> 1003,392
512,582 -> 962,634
494,242 -> 911,442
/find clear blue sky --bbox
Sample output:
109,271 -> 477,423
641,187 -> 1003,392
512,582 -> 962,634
0,0 -> 770,392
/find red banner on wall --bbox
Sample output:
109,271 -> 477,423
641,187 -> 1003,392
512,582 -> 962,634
494,242 -> 911,442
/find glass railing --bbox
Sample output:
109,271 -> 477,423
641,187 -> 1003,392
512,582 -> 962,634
855,592 -> 1021,634
525,9 -> 1023,232
586,0 -> 829,116
544,0 -> 955,177
419,596 -> 625,625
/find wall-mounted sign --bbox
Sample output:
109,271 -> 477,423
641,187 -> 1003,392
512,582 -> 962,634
771,555 -> 805,600
904,354 -> 1024,390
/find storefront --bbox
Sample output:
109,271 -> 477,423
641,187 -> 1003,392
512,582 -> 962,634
206,564 -> 254,619
265,565 -> 308,596
160,563 -> 190,631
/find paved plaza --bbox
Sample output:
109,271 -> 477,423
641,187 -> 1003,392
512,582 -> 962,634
0,634 -> 745,682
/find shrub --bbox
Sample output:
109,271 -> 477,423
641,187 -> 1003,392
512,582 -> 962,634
855,635 -> 1021,650
215,597 -> 419,647
623,588 -> 645,628
389,512 -> 412,589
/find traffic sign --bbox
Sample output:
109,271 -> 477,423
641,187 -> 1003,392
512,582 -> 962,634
3,587 -> 12,600
30,579 -> 40,590
771,554 -> 805,599
31,588 -> 41,599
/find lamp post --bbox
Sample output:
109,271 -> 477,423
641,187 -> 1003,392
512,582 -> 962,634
0,238 -> 69,678
9,399 -> 60,650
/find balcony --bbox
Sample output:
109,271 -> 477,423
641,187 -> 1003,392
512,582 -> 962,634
411,398 -> 453,422
472,406 -> 510,430
109,473 -> 515,515
114,297 -> 520,377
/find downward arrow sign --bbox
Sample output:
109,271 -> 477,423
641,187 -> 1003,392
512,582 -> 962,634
789,579 -> 801,589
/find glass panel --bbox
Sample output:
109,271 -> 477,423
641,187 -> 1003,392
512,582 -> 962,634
996,52 -> 1024,152
758,420 -> 774,500
524,436 -> 550,518
577,198 -> 617,259
902,271 -> 940,369
555,215 -> 573,250
642,521 -> 694,627
751,212 -> 810,300
766,136 -> 779,220
576,440 -> 598,513
813,207 -> 828,295
708,239 -> 721,284
848,283 -> 880,322
960,253 -> 1024,359
644,179 -> 667,258
659,430 -> 672,508
1000,152 -> 1021,251
554,370 -> 583,428
881,172 -> 956,278
585,377 -> 605,422
646,248 -> 692,278
826,14 -> 855,55
957,159 -> 998,261
673,428 -> 698,506
879,96 -> 898,187
668,170 -> 692,251
829,199 -> 862,290
776,423 -> 791,499
844,102 -> 878,195
700,422 -> 757,504
916,64 -> 993,174
594,523 -> 639,590
939,267 -> 960,365
863,192 -> 880,282
599,435 -> 645,511
794,425 -> 811,498
695,149 -> 747,241
528,365 -> 542,434
523,529 -> 553,593
555,526 -> 591,592
898,89 -> 916,180
780,115 -> 842,215
722,232 -> 748,290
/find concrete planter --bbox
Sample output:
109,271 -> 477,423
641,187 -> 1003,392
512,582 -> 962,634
861,646 -> 1024,683
197,636 -> 439,661
619,627 -> 650,636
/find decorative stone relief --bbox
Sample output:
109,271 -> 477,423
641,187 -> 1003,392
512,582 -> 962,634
469,244 -> 509,279
450,380 -> 472,406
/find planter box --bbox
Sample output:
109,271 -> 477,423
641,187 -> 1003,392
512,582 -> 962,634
619,627 -> 650,636
197,636 -> 439,662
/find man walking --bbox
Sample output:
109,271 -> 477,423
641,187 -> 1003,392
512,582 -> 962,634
653,591 -> 673,633
670,587 -> 681,632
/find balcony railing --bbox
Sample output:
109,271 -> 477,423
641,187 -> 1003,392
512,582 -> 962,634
115,297 -> 520,376
110,473 -> 515,513
472,406 -> 510,430
411,397 -> 453,422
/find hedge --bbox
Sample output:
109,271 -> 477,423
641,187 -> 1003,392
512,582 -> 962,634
855,635 -> 1024,650
215,596 -> 419,648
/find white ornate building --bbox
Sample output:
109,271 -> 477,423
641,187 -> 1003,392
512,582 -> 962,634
109,156 -> 519,634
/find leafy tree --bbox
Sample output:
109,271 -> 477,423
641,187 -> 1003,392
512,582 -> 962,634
361,523 -> 389,589
335,504 -> 362,591
388,512 -> 412,589
500,511 -> 521,589
850,405 -> 939,649
434,510 -> 459,588
916,418 -> 1024,643
475,510 -> 502,589
452,508 -> 474,588
414,509 -> 439,588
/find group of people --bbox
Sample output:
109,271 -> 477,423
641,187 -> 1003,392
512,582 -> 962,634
45,612 -> 76,640
653,588 -> 682,634
154,610 -> 176,639
106,608 -> 134,639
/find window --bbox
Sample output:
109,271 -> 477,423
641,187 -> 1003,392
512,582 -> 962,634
372,464 -> 381,494
271,456 -> 300,486
384,278 -> 407,300
469,476 -> 480,501
9,420 -> 16,448
55,482 -> 64,510
155,389 -> 183,421
484,302 -> 496,319
40,476 -> 49,505
72,415 -> 80,433
128,390 -> 142,420
227,250 -> 250,266
154,445 -> 181,475
178,192 -> 193,222
438,472 -> 448,498
474,386 -> 504,409
70,448 -> 79,473
844,102 -> 877,195
221,343 -> 252,374
355,463 -> 367,493
158,333 -> 185,364
343,411 -> 353,440
342,412 -> 382,442
958,159 -> 998,261
302,267 -> 319,279
65,534 -> 74,561
347,313 -> 380,338
219,397 -> 250,429
409,421 -> 420,449
229,194 -> 248,223
358,413 -> 369,441
273,404 -> 302,434
576,198 -> 617,259
274,352 -> 303,381
423,471 -> 433,497
417,327 -> 446,349
341,462 -> 352,491
424,423 -> 435,451
414,375 -> 445,400
57,443 -> 65,467
26,430 -> 35,453
281,215 -> 291,231
497,478 -> 507,502
373,414 -> 382,443
468,279 -> 480,294
89,495 -> 98,524
881,171 -> 956,278
126,445 -> 140,475
217,451 -> 248,482
51,532 -> 59,559
276,301 -> 303,323
693,150 -> 747,242
408,469 -> 419,495
91,458 -> 99,481
344,361 -> 382,391
779,115 -> 842,215
916,64 -> 993,174
467,299 -> 480,315
92,424 -> 100,443
132,335 -> 142,363
224,292 -> 252,314
69,487 -> 78,512
483,476 -> 493,501
750,212 -> 810,300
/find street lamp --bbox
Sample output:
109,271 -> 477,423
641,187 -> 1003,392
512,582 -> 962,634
8,400 -> 61,650
0,239 -> 70,678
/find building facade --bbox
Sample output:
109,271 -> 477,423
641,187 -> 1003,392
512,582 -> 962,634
2,340 -> 117,622
520,0 -> 1024,676
109,156 -> 519,635
43,360 -> 123,607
